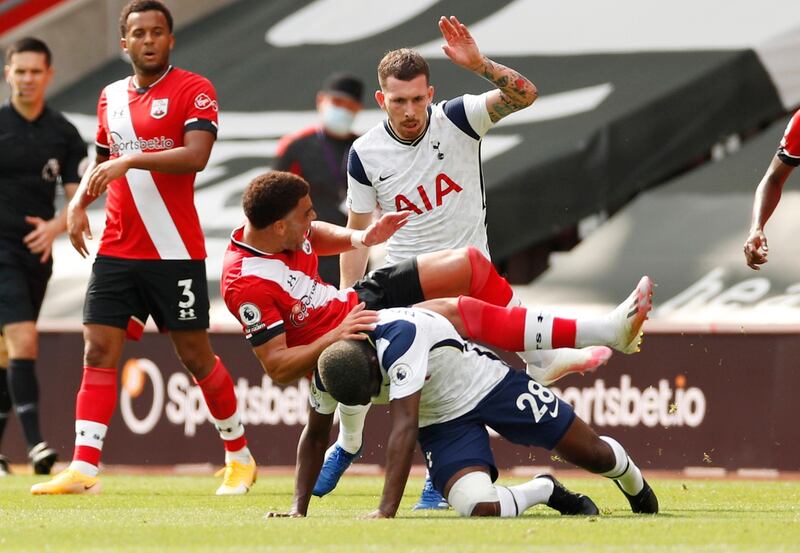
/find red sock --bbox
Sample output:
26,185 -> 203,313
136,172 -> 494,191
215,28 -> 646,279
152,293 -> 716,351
73,366 -> 117,466
466,246 -> 514,306
196,356 -> 247,452
457,297 -> 578,351
458,296 -> 526,350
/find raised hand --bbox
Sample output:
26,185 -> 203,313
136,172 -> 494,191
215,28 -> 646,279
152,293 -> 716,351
438,15 -> 483,71
362,211 -> 411,247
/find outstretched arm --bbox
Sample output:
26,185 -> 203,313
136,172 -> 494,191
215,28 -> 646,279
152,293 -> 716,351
744,156 -> 794,270
439,15 -> 537,123
310,211 -> 410,257
339,211 -> 375,288
252,303 -> 378,384
265,409 -> 334,518
362,392 -> 421,519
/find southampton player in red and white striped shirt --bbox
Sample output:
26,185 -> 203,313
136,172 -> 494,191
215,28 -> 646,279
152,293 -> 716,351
745,109 -> 800,269
32,0 -> 255,497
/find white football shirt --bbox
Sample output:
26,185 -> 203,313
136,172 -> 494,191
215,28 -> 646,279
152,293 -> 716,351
347,94 -> 494,264
368,307 -> 509,428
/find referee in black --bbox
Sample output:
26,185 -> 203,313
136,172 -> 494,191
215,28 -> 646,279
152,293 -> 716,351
0,38 -> 86,475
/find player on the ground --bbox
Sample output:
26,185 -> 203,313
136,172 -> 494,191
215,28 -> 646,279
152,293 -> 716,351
32,0 -> 255,496
744,108 -> 800,269
221,171 -> 653,516
0,37 -> 87,475
324,16 -> 607,508
308,306 -> 658,519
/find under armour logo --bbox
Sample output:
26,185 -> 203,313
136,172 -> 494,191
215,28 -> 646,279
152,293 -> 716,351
179,308 -> 197,320
287,275 -> 298,287
432,141 -> 444,160
537,313 -> 544,323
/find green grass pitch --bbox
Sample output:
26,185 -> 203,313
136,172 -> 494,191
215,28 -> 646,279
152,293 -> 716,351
1,474 -> 798,552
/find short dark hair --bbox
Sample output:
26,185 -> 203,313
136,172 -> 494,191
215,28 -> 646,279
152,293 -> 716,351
318,340 -> 377,406
119,0 -> 174,37
5,37 -> 51,67
321,72 -> 364,103
377,48 -> 430,88
243,171 -> 310,229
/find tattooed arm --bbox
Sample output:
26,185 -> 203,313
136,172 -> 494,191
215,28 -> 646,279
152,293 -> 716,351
438,15 -> 537,122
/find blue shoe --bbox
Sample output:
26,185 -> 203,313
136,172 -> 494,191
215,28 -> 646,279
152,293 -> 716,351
312,444 -> 362,497
412,476 -> 449,510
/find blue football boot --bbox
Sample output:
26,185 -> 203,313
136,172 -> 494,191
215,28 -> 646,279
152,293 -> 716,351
411,474 -> 449,510
312,443 -> 362,497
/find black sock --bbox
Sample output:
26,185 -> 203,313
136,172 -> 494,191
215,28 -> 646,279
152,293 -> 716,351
8,359 -> 43,449
0,367 -> 10,445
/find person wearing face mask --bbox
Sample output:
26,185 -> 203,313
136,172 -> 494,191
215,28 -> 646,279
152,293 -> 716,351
274,73 -> 365,285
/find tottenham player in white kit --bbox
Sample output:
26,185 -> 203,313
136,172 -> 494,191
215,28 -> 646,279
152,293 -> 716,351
314,16 -> 612,507
303,307 -> 658,519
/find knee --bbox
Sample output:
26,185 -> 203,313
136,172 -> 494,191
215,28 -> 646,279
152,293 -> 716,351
83,338 -> 116,368
173,339 -> 215,377
447,471 -> 498,517
3,323 -> 37,359
177,351 -> 212,376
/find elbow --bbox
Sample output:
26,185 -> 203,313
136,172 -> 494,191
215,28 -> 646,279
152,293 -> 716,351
266,367 -> 296,386
526,86 -> 538,106
191,158 -> 210,173
258,358 -> 296,385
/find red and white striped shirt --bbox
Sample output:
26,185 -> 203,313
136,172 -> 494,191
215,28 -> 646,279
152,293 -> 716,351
95,66 -> 218,260
221,226 -> 359,347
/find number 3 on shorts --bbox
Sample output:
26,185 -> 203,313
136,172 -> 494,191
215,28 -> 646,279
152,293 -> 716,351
177,278 -> 196,309
516,380 -> 558,423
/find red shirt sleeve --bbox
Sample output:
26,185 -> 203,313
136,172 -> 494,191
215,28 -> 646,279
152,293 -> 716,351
225,277 -> 286,347
181,75 -> 219,137
778,109 -> 800,167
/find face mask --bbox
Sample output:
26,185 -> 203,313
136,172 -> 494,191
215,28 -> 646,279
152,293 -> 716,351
321,104 -> 356,136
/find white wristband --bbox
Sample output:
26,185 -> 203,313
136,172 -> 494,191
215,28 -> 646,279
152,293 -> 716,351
350,230 -> 366,249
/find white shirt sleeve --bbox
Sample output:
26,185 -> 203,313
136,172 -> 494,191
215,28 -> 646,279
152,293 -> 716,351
346,175 -> 378,214
463,92 -> 494,138
374,326 -> 430,401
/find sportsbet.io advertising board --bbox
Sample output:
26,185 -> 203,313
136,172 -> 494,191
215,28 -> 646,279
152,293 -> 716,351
2,331 -> 796,471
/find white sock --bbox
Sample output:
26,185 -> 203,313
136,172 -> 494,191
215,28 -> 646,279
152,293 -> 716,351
212,412 -> 245,443
600,436 -> 644,495
72,420 -> 107,477
495,485 -> 520,517
507,477 -> 554,513
522,309 -> 555,350
69,460 -> 99,477
225,445 -> 252,465
336,403 -> 370,454
575,316 -> 615,348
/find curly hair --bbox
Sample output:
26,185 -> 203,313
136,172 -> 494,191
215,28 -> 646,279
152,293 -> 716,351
317,339 -> 378,406
242,171 -> 310,229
